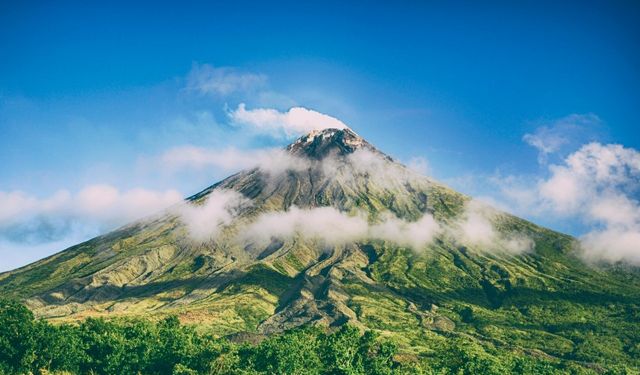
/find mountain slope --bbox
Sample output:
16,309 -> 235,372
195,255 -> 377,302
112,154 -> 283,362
1,128 -> 639,368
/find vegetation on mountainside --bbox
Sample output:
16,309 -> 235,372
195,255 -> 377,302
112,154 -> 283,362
2,299 -> 635,375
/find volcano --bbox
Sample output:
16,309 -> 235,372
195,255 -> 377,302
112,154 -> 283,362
1,128 -> 639,366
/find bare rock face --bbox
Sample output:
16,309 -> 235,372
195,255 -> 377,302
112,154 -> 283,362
286,128 -> 372,158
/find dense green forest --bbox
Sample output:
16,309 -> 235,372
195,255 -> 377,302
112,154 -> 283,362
0,300 -> 636,375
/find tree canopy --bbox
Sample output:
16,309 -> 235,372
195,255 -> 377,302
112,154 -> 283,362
0,300 -> 634,374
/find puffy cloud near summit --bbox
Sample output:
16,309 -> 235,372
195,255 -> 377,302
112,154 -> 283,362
229,104 -> 349,138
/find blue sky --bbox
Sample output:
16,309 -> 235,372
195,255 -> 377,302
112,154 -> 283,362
1,1 -> 639,271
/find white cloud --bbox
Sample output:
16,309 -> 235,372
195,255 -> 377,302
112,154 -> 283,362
539,143 -> 640,215
555,143 -> 640,265
76,185 -> 184,225
538,165 -> 583,214
523,128 -> 568,160
523,113 -> 602,164
0,190 -> 70,225
0,185 -> 183,245
580,229 -> 640,265
241,206 -> 369,247
239,202 -> 531,255
370,212 -> 441,249
329,148 -> 422,191
161,146 -> 310,176
456,201 -> 496,246
229,104 -> 349,138
588,193 -> 638,227
240,206 -> 441,251
406,156 -> 430,175
185,63 -> 267,96
176,190 -> 249,242
160,140 -> 429,193
488,141 -> 640,265
450,200 -> 533,254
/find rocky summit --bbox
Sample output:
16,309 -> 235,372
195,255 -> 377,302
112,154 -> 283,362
1,128 -> 639,368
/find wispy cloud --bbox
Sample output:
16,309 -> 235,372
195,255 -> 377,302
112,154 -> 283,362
449,200 -> 533,254
229,104 -> 349,138
161,146 -> 310,175
0,186 -> 183,246
176,190 -> 249,242
405,156 -> 430,175
329,148 -> 422,191
185,63 -> 267,97
239,206 -> 441,251
237,200 -> 530,255
522,113 -> 603,164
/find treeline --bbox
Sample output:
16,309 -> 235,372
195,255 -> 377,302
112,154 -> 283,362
0,299 -> 633,375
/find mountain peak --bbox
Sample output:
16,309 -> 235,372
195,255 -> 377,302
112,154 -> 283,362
286,128 -> 375,159
3,124 -> 640,371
